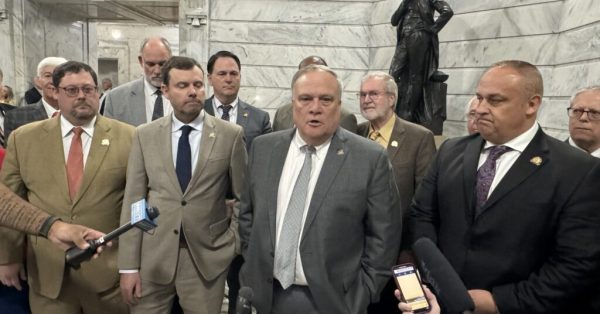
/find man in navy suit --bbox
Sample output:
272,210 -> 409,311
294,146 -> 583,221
409,60 -> 600,313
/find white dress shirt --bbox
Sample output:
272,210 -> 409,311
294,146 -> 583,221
212,96 -> 239,124
61,116 -> 95,167
568,137 -> 600,158
171,111 -> 205,175
143,79 -> 172,123
275,131 -> 331,286
478,123 -> 539,198
42,98 -> 59,118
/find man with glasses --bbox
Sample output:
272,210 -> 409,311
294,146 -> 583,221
357,72 -> 435,314
0,61 -> 134,314
567,86 -> 600,158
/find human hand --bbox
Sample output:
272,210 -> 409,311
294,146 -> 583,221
120,272 -> 142,305
0,263 -> 26,290
395,285 -> 440,314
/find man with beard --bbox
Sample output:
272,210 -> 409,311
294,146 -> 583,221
0,61 -> 134,314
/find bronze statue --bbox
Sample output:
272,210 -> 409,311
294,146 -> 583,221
390,0 -> 453,128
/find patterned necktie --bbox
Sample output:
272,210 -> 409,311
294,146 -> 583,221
220,105 -> 232,121
475,145 -> 511,209
274,145 -> 315,289
369,130 -> 386,148
66,127 -> 84,201
152,90 -> 164,121
176,125 -> 193,192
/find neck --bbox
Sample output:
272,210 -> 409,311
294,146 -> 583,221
371,113 -> 394,130
43,96 -> 59,110
175,112 -> 199,124
215,94 -> 237,106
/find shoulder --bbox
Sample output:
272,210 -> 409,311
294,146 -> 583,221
108,78 -> 143,95
99,116 -> 136,135
240,101 -> 269,117
208,114 -> 244,134
398,118 -> 433,136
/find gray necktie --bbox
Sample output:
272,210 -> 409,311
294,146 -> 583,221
274,145 -> 315,289
152,90 -> 164,121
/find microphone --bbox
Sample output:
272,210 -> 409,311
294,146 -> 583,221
65,201 -> 159,269
235,286 -> 253,314
412,237 -> 474,314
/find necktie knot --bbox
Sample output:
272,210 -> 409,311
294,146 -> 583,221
72,127 -> 83,137
487,145 -> 511,161
369,131 -> 380,141
180,125 -> 193,136
220,105 -> 232,121
155,89 -> 162,96
301,145 -> 316,155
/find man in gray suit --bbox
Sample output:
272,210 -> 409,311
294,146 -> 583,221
357,72 -> 436,313
103,37 -> 172,126
4,57 -> 67,139
239,65 -> 401,314
272,56 -> 358,133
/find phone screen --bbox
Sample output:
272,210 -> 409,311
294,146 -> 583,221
393,264 -> 430,312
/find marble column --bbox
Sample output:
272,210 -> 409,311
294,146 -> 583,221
178,0 -> 209,66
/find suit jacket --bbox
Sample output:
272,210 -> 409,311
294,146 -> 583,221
204,96 -> 272,150
0,115 -> 135,298
3,100 -> 47,141
409,128 -> 600,313
118,113 -> 247,284
23,87 -> 41,105
103,77 -> 147,126
239,128 -> 402,314
272,103 -> 358,134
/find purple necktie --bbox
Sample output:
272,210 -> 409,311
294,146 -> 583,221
475,145 -> 511,209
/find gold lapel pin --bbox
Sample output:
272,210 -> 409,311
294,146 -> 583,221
209,132 -> 216,138
391,141 -> 398,147
337,149 -> 344,155
530,156 -> 542,166
101,139 -> 110,146
243,112 -> 248,118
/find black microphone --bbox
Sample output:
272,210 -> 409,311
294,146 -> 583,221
235,286 -> 253,314
65,206 -> 159,269
412,237 -> 474,314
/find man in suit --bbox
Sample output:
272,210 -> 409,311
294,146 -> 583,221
357,72 -> 435,314
0,67 -> 15,147
118,56 -> 247,314
239,65 -> 401,314
103,37 -> 172,126
4,57 -> 68,140
409,60 -> 600,313
22,87 -> 41,106
272,56 -> 358,133
567,85 -> 600,158
0,61 -> 134,313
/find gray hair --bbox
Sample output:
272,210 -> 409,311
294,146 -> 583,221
291,64 -> 343,99
37,57 -> 68,77
139,37 -> 172,56
361,71 -> 398,100
569,85 -> 600,105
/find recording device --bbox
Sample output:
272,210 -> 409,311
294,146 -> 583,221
65,200 -> 159,269
412,237 -> 474,314
393,263 -> 431,313
235,286 -> 253,314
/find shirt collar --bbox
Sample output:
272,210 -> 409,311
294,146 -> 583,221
143,78 -> 160,95
42,98 -> 58,117
483,123 -> 539,153
171,110 -> 205,132
292,130 -> 332,160
213,96 -> 239,109
60,115 -> 96,138
368,115 -> 396,143
568,137 -> 600,158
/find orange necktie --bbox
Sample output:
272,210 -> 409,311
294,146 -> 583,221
66,127 -> 84,200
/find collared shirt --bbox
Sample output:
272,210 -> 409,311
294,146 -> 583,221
478,123 -> 539,198
171,111 -> 204,175
212,96 -> 239,124
42,98 -> 59,118
61,115 -> 96,167
568,137 -> 600,158
143,78 -> 172,123
368,115 -> 396,148
275,131 -> 331,286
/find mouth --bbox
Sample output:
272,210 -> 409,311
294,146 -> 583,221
307,119 -> 323,127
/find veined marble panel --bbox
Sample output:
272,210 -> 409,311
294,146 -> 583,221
368,46 -> 395,70
553,23 -> 600,64
369,0 -> 400,25
537,98 -> 570,130
210,0 -> 373,25
439,34 -> 558,68
446,94 -> 475,121
240,66 -> 367,92
209,43 -> 370,69
546,61 -> 600,97
560,0 -> 600,31
446,0 -> 560,14
442,120 -> 468,139
210,22 -> 370,47
439,2 -> 561,42
369,24 -> 396,47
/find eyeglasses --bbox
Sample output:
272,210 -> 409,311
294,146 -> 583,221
357,90 -> 390,101
567,107 -> 600,121
58,85 -> 97,97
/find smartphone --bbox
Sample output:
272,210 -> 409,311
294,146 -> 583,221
392,263 -> 431,313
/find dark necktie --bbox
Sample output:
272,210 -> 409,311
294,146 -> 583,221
475,145 -> 511,209
152,90 -> 164,121
274,145 -> 315,289
176,125 -> 193,192
66,127 -> 84,201
220,105 -> 232,121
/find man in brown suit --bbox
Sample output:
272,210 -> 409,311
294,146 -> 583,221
357,72 -> 436,314
0,61 -> 134,314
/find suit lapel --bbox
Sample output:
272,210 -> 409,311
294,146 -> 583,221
302,129 -> 348,237
236,101 -> 250,130
41,118 -> 71,204
159,117 -> 182,196
186,114 -> 217,195
132,78 -> 146,125
204,97 -> 215,116
267,130 -> 294,249
387,117 -> 405,162
463,136 -> 484,220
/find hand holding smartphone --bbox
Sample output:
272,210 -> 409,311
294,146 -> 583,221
393,263 -> 431,313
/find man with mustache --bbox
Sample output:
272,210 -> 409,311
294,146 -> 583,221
103,37 -> 173,126
0,61 -> 134,314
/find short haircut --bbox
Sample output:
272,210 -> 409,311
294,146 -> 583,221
161,56 -> 204,86
207,51 -> 241,74
37,57 -> 68,77
569,85 -> 600,106
465,96 -> 478,114
486,60 -> 544,97
102,78 -> 112,83
139,37 -> 172,56
298,56 -> 328,69
291,64 -> 342,99
52,61 -> 97,88
361,71 -> 398,100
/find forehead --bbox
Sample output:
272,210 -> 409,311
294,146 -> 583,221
141,44 -> 170,60
168,66 -> 204,82
213,57 -> 239,70
361,77 -> 385,90
477,67 -> 523,95
60,71 -> 94,85
572,90 -> 600,108
293,71 -> 339,95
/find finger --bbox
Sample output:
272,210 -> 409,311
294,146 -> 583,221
19,267 -> 26,281
12,277 -> 22,291
134,279 -> 142,299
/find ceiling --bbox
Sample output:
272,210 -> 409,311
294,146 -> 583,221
34,0 -> 179,25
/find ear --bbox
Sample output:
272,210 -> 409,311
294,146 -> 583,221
526,94 -> 542,116
138,56 -> 143,67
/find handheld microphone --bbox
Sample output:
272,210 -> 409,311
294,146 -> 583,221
412,237 -> 474,314
65,201 -> 159,269
235,286 -> 253,314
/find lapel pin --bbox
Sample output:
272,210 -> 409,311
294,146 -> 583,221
209,132 -> 215,138
337,149 -> 344,155
101,139 -> 110,146
391,141 -> 398,147
530,156 -> 542,166
243,112 -> 248,118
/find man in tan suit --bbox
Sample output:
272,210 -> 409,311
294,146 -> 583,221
357,72 -> 436,314
118,56 -> 247,314
0,61 -> 134,313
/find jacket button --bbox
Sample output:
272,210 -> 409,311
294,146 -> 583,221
181,201 -> 187,206
173,229 -> 179,235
